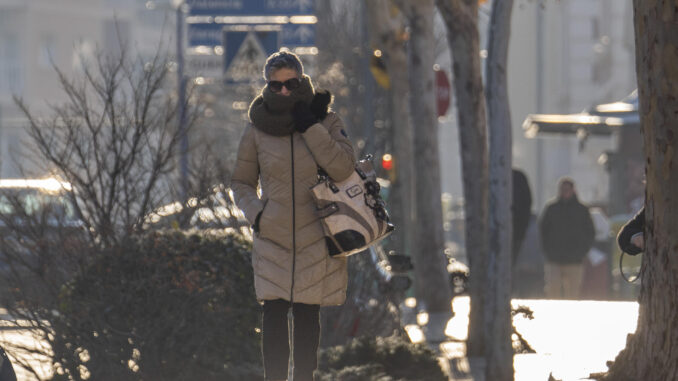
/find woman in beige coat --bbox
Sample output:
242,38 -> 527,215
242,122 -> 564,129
230,51 -> 356,381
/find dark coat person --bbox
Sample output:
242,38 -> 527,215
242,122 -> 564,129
539,177 -> 595,298
512,168 -> 533,262
617,207 -> 645,255
540,187 -> 595,263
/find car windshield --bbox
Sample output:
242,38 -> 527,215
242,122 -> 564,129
0,190 -> 77,221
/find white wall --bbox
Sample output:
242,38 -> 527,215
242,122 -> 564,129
507,0 -> 635,211
0,0 -> 174,178
434,0 -> 636,210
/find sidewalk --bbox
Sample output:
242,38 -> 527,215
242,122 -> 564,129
0,299 -> 638,381
403,297 -> 639,381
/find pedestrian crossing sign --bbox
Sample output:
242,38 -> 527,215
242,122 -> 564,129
223,28 -> 280,82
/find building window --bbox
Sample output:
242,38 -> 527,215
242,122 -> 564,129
591,18 -> 600,40
4,132 -> 21,178
0,32 -> 23,95
38,35 -> 57,69
72,39 -> 95,71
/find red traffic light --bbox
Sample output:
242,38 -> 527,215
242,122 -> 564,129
382,154 -> 393,171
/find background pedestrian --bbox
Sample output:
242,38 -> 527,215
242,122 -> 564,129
539,177 -> 595,299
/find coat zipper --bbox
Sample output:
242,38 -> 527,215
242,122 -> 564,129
290,134 -> 297,304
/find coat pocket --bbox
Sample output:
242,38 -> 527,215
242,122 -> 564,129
254,199 -> 269,237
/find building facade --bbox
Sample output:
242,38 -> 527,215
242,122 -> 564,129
436,0 -> 636,214
509,0 -> 636,210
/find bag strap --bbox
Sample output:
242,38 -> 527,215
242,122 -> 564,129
316,166 -> 340,193
317,154 -> 374,179
317,166 -> 329,180
315,202 -> 339,218
619,250 -> 640,283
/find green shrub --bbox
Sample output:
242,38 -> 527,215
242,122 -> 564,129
50,231 -> 263,381
317,363 -> 393,381
317,335 -> 447,381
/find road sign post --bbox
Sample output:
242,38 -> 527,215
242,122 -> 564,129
177,3 -> 189,200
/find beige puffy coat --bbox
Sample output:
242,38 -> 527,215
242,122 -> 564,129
230,112 -> 356,306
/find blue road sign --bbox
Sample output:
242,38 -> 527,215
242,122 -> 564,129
223,30 -> 280,71
185,0 -> 316,81
189,23 -> 314,47
280,23 -> 315,46
188,23 -> 223,47
187,0 -> 314,16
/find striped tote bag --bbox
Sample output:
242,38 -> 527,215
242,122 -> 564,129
311,156 -> 395,257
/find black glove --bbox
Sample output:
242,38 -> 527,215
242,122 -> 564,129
292,101 -> 317,133
310,89 -> 332,121
252,211 -> 262,234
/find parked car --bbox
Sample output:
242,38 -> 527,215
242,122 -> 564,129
0,178 -> 80,227
145,186 -> 250,235
0,178 -> 85,294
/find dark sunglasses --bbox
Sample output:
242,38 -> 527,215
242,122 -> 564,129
267,78 -> 301,93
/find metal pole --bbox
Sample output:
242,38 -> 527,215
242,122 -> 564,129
361,0 -> 375,156
177,2 -> 189,200
535,0 -> 544,209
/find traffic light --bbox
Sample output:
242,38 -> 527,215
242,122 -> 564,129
381,153 -> 393,171
381,153 -> 395,182
370,50 -> 390,89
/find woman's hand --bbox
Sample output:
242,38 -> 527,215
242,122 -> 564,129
310,90 -> 332,121
292,101 -> 318,133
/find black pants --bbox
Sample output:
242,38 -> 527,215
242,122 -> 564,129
262,299 -> 320,381
0,346 -> 17,381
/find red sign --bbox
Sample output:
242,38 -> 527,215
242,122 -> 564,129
435,68 -> 451,118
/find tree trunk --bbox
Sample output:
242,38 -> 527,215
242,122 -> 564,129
436,0 -> 489,357
400,0 -> 453,340
485,0 -> 514,379
603,1 -> 678,380
366,0 -> 415,259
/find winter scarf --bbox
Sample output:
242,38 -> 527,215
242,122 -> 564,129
248,74 -> 315,136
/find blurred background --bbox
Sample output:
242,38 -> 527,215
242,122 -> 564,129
0,0 -> 639,205
0,0 -> 642,299
0,1 -> 650,379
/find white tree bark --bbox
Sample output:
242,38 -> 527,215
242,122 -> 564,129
399,0 -> 453,341
485,0 -> 515,379
436,0 -> 489,357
